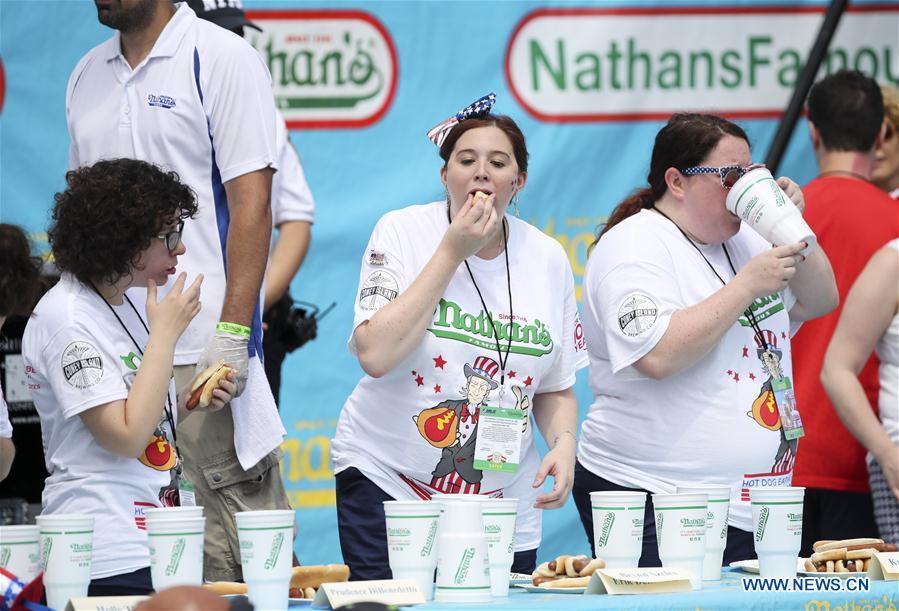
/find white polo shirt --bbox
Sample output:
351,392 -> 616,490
66,2 -> 278,365
272,114 -> 315,228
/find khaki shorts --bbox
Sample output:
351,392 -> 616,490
174,365 -> 293,582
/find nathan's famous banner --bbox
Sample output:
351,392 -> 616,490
0,0 -> 896,564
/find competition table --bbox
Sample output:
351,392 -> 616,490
348,569 -> 897,611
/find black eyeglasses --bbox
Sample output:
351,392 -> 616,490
156,220 -> 184,252
681,163 -> 765,189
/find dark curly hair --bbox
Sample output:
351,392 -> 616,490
49,159 -> 198,286
0,224 -> 43,317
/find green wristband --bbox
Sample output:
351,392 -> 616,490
216,322 -> 251,337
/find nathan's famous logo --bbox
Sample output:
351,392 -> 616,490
429,299 -> 554,356
246,10 -> 397,129
656,512 -> 664,535
41,537 -> 52,569
680,517 -> 705,528
454,547 -> 476,585
0,546 -> 9,568
505,7 -> 898,122
387,527 -> 411,537
420,521 -> 438,557
264,532 -> 285,570
120,351 -> 141,371
738,293 -> 784,328
165,538 -> 186,576
787,512 -> 803,523
597,513 -> 615,547
755,506 -> 770,542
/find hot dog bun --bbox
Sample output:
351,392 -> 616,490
541,576 -> 591,589
472,191 -> 489,206
203,581 -> 247,595
289,564 -> 350,590
186,360 -> 233,410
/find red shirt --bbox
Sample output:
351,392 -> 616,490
791,176 -> 899,492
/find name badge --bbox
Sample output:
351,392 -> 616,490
771,376 -> 804,440
474,406 -> 524,474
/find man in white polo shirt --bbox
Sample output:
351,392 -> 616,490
66,0 -> 290,582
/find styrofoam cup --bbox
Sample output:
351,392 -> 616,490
434,501 -> 491,603
144,506 -> 204,520
653,493 -> 707,590
751,487 -> 805,578
726,167 -> 817,256
481,498 -> 518,597
147,516 -> 205,589
36,514 -> 94,611
677,485 -> 730,580
383,501 -> 440,601
0,525 -> 41,582
235,510 -> 295,611
590,491 -> 646,568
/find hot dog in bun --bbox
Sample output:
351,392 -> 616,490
186,360 -> 234,410
203,565 -> 350,599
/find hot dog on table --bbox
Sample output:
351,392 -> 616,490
204,564 -> 350,598
804,538 -> 897,573
532,555 -> 606,587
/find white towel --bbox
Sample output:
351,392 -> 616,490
230,356 -> 286,470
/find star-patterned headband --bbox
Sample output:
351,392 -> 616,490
426,92 -> 497,147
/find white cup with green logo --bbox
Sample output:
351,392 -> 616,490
480,498 -> 518,597
0,525 -> 41,582
725,167 -> 816,256
677,485 -> 730,580
146,516 -> 205,589
36,514 -> 94,611
589,491 -> 646,568
434,500 -> 491,603
652,493 -> 707,590
383,501 -> 440,601
235,510 -> 295,611
750,486 -> 804,578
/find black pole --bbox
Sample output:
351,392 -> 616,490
765,0 -> 849,174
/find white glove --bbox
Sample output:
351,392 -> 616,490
197,325 -> 250,396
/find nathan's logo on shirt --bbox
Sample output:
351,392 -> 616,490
61,341 -> 103,388
121,352 -> 141,371
617,293 -> 658,337
359,270 -> 399,310
429,299 -> 554,357
738,293 -> 784,327
147,94 -> 176,109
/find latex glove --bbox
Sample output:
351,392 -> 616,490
197,328 -> 249,396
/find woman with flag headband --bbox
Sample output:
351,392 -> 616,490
332,93 -> 588,578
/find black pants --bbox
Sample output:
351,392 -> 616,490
572,461 -> 755,567
88,566 -> 153,596
799,487 -> 879,557
262,318 -> 287,407
335,467 -> 537,580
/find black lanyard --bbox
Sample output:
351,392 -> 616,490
653,207 -> 771,352
446,203 -> 514,387
91,285 -> 180,454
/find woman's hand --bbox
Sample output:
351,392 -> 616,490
875,443 -> 899,502
146,273 -> 203,344
533,432 -> 576,509
441,192 -> 499,262
777,176 -> 805,213
734,242 -> 805,300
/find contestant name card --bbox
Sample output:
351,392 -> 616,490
867,551 -> 899,581
585,567 -> 694,595
311,579 -> 425,609
65,596 -> 148,611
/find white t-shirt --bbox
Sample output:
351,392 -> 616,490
332,202 -> 588,551
578,210 -> 800,530
876,239 -> 899,444
272,114 -> 315,227
22,275 -> 179,579
0,380 -> 11,438
65,2 -> 279,364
